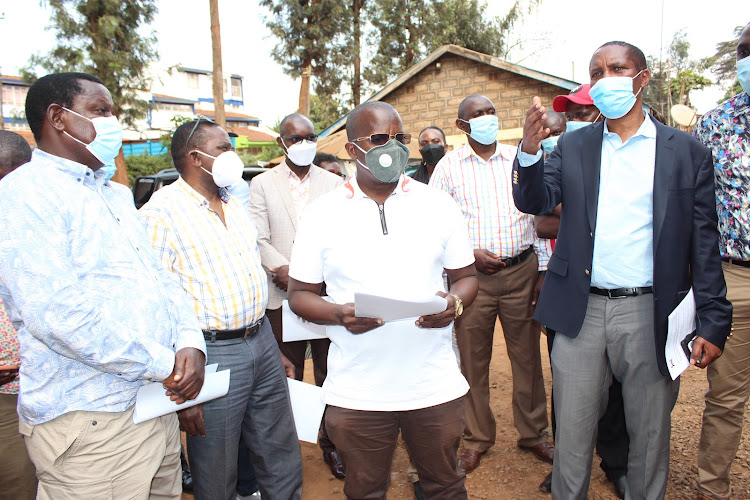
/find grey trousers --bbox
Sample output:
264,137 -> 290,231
551,293 -> 678,500
187,319 -> 303,500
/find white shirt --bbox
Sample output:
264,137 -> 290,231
279,160 -> 310,224
289,174 -> 474,411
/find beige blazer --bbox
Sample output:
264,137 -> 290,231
249,163 -> 343,310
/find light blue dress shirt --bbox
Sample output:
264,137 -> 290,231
0,149 -> 206,425
518,113 -> 657,288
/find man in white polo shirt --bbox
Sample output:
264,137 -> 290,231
287,101 -> 478,499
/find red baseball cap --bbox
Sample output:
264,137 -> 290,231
552,84 -> 594,112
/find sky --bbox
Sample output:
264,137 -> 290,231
0,0 -> 744,125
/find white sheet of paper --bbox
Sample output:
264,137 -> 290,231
282,299 -> 328,342
354,292 -> 448,322
287,378 -> 326,443
665,288 -> 697,380
133,363 -> 230,424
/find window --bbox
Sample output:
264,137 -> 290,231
187,72 -> 199,89
231,77 -> 242,99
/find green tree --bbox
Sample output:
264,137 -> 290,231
22,0 -> 159,185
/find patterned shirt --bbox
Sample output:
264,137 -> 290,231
280,160 -> 311,223
0,149 -> 206,425
140,177 -> 268,330
693,91 -> 750,260
430,142 -> 551,270
0,300 -> 19,394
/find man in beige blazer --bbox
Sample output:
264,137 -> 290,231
249,113 -> 345,478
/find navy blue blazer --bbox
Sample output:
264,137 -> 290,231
512,117 -> 732,376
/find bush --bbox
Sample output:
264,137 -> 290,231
126,153 -> 173,184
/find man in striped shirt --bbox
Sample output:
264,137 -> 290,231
141,118 -> 302,500
430,94 -> 553,474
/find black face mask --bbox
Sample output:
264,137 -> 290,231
420,143 -> 445,165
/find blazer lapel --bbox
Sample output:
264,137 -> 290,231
307,166 -> 325,202
271,167 -> 298,231
581,123 -> 604,233
652,120 -> 675,252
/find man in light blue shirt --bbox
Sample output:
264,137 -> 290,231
513,42 -> 731,500
0,72 -> 207,499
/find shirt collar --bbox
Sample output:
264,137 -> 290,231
603,111 -> 656,141
33,148 -> 108,188
176,176 -> 230,207
458,140 -> 514,163
344,173 -> 413,200
281,159 -> 310,182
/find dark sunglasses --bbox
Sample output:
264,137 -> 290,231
351,133 -> 412,146
282,134 -> 318,145
184,115 -> 215,154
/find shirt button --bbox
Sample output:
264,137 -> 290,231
92,421 -> 97,426
86,172 -> 90,176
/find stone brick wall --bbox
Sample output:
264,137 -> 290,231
383,53 -> 568,144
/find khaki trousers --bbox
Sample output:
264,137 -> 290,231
0,393 -> 36,500
456,253 -> 548,451
697,262 -> 750,499
20,406 -> 181,500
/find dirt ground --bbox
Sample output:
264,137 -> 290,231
184,322 -> 750,499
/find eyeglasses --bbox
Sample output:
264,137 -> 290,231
185,115 -> 215,154
282,134 -> 318,145
351,133 -> 411,146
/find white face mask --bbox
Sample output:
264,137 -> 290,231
282,139 -> 317,166
191,150 -> 244,187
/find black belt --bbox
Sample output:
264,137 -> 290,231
722,257 -> 750,268
501,246 -> 534,268
203,317 -> 264,341
590,286 -> 653,299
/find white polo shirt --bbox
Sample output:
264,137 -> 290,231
289,174 -> 474,411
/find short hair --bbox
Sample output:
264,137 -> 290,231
346,101 -> 397,140
314,152 -> 337,165
25,72 -> 105,141
597,41 -> 648,71
171,119 -> 221,172
458,94 -> 492,120
0,130 -> 32,169
279,113 -> 314,137
419,126 -> 446,142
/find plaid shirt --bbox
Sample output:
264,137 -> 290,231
0,300 -> 19,394
430,142 -> 551,270
140,177 -> 268,330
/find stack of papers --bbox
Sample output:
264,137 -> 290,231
354,293 -> 448,321
133,363 -> 230,424
287,379 -> 326,443
665,289 -> 697,380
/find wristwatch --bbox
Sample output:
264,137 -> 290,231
450,294 -> 464,319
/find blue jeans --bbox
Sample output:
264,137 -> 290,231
187,319 -> 302,500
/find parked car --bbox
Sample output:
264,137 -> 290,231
132,165 -> 268,209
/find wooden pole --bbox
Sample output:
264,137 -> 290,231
209,0 -> 226,127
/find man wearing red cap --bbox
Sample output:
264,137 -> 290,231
535,84 -> 629,499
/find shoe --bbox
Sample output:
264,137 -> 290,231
519,441 -> 554,463
457,448 -> 484,474
236,491 -> 262,500
539,472 -> 552,493
612,475 -> 628,499
413,480 -> 425,500
323,450 -> 346,480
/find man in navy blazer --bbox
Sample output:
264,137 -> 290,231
513,41 -> 732,500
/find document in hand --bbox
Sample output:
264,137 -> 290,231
354,292 -> 448,322
287,378 -> 326,443
282,299 -> 328,342
133,363 -> 230,424
665,288 -> 696,380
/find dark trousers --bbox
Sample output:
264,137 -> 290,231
546,329 -> 629,480
326,397 -> 467,500
267,306 -> 336,453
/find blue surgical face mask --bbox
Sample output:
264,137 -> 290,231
100,163 -> 117,183
589,70 -> 645,119
737,55 -> 750,95
62,107 -> 123,165
565,121 -> 592,133
460,114 -> 499,145
541,136 -> 559,153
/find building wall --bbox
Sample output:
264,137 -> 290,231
382,53 -> 568,144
